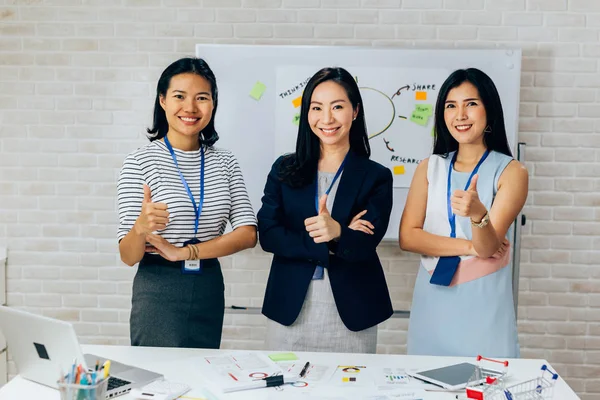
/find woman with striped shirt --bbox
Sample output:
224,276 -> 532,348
117,58 -> 257,349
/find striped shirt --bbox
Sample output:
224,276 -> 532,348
117,140 -> 257,247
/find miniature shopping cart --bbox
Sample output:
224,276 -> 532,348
465,362 -> 559,400
464,355 -> 510,400
500,365 -> 559,400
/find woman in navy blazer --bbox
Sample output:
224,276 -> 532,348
258,67 -> 394,353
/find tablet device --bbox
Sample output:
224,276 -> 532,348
408,362 -> 501,391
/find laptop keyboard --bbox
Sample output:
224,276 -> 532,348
107,376 -> 131,391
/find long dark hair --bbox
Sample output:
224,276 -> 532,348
279,67 -> 370,187
147,57 -> 219,147
433,68 -> 512,158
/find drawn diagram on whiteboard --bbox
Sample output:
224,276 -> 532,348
275,67 -> 450,187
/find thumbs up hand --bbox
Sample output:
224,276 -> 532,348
468,174 -> 478,193
450,174 -> 487,221
318,193 -> 330,216
304,194 -> 342,243
133,184 -> 170,236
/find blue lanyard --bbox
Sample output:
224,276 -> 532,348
315,153 -> 348,212
164,136 -> 205,235
446,150 -> 490,238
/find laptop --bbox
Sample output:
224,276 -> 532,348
0,306 -> 163,398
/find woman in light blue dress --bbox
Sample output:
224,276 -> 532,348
399,68 -> 529,358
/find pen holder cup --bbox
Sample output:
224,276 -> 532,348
58,378 -> 108,400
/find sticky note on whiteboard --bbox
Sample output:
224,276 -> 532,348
415,104 -> 433,115
415,91 -> 427,101
249,81 -> 266,101
393,165 -> 405,175
292,95 -> 302,108
410,111 -> 429,126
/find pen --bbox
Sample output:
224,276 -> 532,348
70,359 -> 77,384
222,374 -> 298,393
299,361 -> 310,378
68,358 -> 77,400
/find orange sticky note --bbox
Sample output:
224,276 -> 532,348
292,95 -> 302,108
415,91 -> 427,101
393,165 -> 405,175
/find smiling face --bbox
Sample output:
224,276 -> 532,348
443,81 -> 488,146
159,73 -> 214,141
307,80 -> 358,149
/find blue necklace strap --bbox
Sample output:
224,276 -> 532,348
164,135 -> 205,235
314,152 -> 349,212
446,150 -> 490,238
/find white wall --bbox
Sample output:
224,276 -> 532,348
0,0 -> 599,398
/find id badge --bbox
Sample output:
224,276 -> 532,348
182,238 -> 203,275
429,255 -> 460,286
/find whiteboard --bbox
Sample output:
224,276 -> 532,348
196,44 -> 522,241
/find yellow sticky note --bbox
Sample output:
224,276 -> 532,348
393,165 -> 405,175
292,95 -> 302,108
249,81 -> 266,101
415,91 -> 427,101
342,377 -> 350,382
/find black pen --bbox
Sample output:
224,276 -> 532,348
299,361 -> 310,378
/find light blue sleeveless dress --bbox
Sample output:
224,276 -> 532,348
407,150 -> 520,358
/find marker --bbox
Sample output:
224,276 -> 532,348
299,362 -> 310,378
102,360 -> 111,379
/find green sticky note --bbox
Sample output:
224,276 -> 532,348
415,104 -> 433,116
268,352 -> 298,362
410,110 -> 429,126
249,81 -> 266,101
431,126 -> 435,137
292,113 -> 300,126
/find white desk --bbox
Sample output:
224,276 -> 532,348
0,345 -> 579,399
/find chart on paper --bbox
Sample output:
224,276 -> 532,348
197,353 -> 285,392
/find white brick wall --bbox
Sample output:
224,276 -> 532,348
0,1 -> 599,398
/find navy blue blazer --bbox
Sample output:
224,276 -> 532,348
258,151 -> 394,332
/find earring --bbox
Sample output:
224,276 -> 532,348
353,117 -> 356,121
484,125 -> 492,134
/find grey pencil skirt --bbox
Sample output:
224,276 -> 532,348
130,254 -> 225,349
